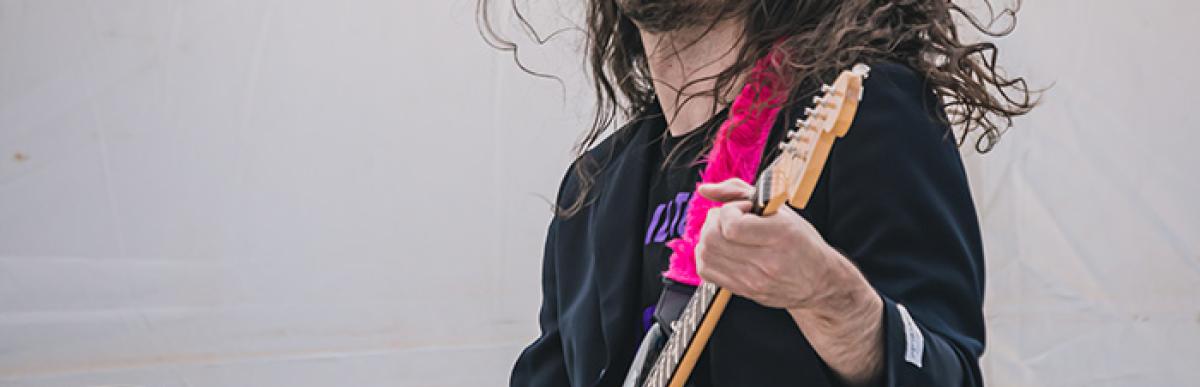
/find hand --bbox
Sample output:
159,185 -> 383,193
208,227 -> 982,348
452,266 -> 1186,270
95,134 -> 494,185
693,178 -> 868,311
695,178 -> 885,385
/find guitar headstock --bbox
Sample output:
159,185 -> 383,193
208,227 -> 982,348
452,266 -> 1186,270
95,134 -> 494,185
753,64 -> 870,215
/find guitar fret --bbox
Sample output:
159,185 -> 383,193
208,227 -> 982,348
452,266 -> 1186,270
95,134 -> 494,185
643,282 -> 719,387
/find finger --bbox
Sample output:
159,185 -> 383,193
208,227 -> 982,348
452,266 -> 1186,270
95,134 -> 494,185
721,203 -> 802,246
696,258 -> 736,289
722,200 -> 752,213
695,232 -> 778,301
700,207 -> 724,244
697,178 -> 755,203
770,204 -> 819,238
748,201 -> 819,242
695,242 -> 745,289
698,254 -> 761,301
698,211 -> 752,270
718,203 -> 772,245
701,204 -> 762,253
700,208 -> 749,261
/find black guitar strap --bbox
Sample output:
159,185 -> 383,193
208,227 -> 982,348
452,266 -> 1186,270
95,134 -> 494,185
653,278 -> 695,337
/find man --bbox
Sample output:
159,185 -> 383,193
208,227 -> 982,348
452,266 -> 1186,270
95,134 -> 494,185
483,1 -> 1036,386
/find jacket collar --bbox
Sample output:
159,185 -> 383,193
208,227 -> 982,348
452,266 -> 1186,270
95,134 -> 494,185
587,112 -> 661,380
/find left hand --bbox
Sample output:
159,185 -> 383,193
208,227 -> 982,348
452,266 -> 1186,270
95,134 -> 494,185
693,178 -> 852,310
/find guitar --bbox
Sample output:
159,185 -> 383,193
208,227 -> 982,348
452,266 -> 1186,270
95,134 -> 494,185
623,64 -> 871,387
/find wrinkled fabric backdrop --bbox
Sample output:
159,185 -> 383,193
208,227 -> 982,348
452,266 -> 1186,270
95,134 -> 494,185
0,1 -> 1195,386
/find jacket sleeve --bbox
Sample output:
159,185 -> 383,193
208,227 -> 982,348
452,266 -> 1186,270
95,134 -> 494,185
824,63 -> 987,387
510,169 -> 573,387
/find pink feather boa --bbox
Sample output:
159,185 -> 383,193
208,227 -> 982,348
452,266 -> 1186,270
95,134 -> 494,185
663,51 -> 788,286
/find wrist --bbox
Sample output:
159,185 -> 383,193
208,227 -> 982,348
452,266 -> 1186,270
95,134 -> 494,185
786,245 -> 886,387
789,246 -> 881,322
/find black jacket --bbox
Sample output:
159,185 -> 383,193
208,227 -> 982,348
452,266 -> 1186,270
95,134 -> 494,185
511,63 -> 987,387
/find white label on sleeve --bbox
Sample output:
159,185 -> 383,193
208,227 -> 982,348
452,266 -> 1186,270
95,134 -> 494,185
896,303 -> 924,368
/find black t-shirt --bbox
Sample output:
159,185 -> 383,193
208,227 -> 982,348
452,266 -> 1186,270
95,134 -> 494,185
512,63 -> 989,387
638,109 -> 727,387
639,109 -> 728,324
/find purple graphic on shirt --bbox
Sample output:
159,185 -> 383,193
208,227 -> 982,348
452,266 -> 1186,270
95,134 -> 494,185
645,192 -> 692,245
671,192 -> 690,236
642,305 -> 656,333
645,204 -> 666,245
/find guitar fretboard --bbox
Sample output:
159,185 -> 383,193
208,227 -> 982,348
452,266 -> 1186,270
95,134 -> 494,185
642,281 -> 719,387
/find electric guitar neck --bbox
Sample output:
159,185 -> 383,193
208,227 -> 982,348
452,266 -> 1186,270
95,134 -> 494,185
627,64 -> 871,387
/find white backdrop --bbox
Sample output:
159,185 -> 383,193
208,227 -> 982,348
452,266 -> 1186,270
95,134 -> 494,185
0,1 -> 1196,386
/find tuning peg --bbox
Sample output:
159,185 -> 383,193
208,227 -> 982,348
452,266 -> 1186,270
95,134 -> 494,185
786,130 -> 798,139
852,63 -> 871,78
795,118 -> 810,128
821,84 -> 834,93
815,95 -> 837,108
804,107 -> 816,116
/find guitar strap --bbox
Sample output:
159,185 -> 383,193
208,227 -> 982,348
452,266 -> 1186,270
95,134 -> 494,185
654,48 -> 789,334
653,279 -> 695,336
662,46 -> 788,287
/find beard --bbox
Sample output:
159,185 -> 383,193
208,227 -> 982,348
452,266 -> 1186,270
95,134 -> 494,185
615,0 -> 742,33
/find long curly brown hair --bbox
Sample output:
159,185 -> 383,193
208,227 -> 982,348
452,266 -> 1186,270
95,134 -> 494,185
478,0 -> 1037,217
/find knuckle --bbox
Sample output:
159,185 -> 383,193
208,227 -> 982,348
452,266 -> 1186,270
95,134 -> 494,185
698,222 -> 714,239
696,260 -> 711,278
761,229 -> 782,244
789,216 -> 815,236
697,240 -> 721,262
706,208 -> 722,222
722,221 -> 742,241
780,217 -> 801,237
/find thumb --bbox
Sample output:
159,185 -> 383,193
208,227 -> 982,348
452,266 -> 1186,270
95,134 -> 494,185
697,178 -> 754,203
